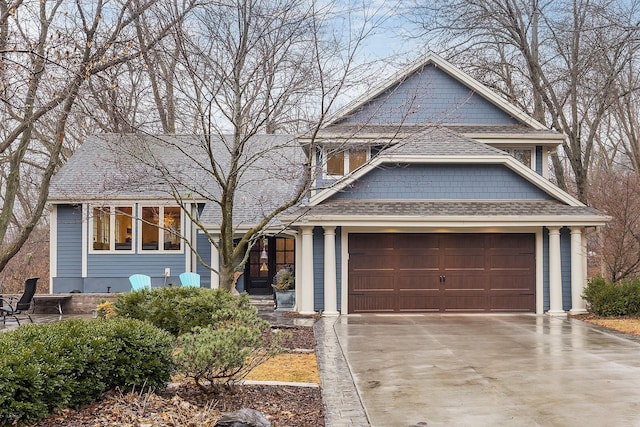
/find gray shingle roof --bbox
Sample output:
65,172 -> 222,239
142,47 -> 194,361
287,199 -> 604,219
50,133 -> 307,227
383,127 -> 507,157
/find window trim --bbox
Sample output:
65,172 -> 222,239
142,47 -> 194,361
322,147 -> 371,178
137,205 -> 184,254
89,205 -> 135,254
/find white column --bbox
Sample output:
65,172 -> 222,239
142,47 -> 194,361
210,238 -> 220,289
299,226 -> 315,315
323,226 -> 339,316
548,227 -> 565,316
49,205 -> 58,293
570,227 -> 587,314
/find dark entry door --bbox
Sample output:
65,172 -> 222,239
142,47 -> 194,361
245,237 -> 296,295
348,233 -> 535,313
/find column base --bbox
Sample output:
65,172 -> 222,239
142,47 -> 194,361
298,310 -> 317,316
546,310 -> 567,317
569,308 -> 587,315
322,310 -> 339,317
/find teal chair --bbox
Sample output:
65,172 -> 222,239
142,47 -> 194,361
129,274 -> 151,291
179,272 -> 200,287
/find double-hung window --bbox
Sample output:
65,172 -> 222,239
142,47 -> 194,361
91,206 -> 133,252
140,206 -> 182,251
324,147 -> 369,177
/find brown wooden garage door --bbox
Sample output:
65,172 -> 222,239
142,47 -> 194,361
348,233 -> 535,313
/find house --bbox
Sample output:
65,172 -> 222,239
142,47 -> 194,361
48,53 -> 609,315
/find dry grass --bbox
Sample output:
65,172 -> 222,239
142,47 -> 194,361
245,352 -> 320,384
583,317 -> 640,335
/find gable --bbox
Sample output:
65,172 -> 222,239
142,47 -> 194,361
327,164 -> 553,201
335,64 -> 520,126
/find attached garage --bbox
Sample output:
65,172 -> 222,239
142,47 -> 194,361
348,233 -> 535,313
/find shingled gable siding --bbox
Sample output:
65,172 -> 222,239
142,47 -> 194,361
542,226 -> 573,312
312,226 -> 342,312
53,204 -> 84,292
338,64 -> 520,125
330,164 -> 553,200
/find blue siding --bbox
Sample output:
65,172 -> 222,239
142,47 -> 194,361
535,146 -> 543,175
331,164 -> 552,200
338,64 -> 520,125
311,226 -> 342,312
542,227 -> 573,312
196,232 -> 212,288
561,227 -> 572,311
56,204 -> 82,277
313,227 -> 324,311
336,227 -> 342,312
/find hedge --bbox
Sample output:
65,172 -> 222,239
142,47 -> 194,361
0,318 -> 173,426
582,276 -> 640,316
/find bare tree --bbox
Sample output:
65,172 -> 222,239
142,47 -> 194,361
106,0 -> 385,291
409,0 -> 640,202
590,165 -> 640,281
0,0 -> 196,274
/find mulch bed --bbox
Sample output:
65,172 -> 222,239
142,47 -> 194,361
31,326 -> 324,427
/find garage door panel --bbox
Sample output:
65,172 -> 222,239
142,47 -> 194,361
442,295 -> 487,312
489,254 -> 534,269
348,233 -> 535,313
443,274 -> 486,291
489,294 -> 534,311
398,295 -> 441,312
397,275 -> 441,290
397,253 -> 439,270
349,293 -> 396,312
490,275 -> 534,291
351,275 -> 394,291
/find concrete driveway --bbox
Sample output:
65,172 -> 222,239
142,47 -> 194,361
331,314 -> 640,427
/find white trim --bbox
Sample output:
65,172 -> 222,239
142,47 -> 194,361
293,217 -> 609,228
325,52 -> 549,131
309,154 -> 586,207
49,205 -> 57,293
185,203 -> 193,273
210,236 -> 220,289
81,204 -> 88,278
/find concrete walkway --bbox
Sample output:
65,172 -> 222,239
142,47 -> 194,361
317,314 -> 640,427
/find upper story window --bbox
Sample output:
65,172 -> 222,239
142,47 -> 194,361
324,147 -> 369,177
140,206 -> 182,251
502,147 -> 534,169
91,206 -> 133,252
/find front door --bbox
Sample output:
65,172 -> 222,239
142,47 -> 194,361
244,237 -> 296,295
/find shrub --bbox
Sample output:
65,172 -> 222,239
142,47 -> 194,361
583,276 -> 640,316
115,287 -> 261,336
174,318 -> 281,390
0,318 -> 173,426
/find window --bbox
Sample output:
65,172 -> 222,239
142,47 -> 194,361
140,205 -> 182,251
275,237 -> 295,272
503,147 -> 534,168
91,206 -> 133,252
325,148 -> 369,177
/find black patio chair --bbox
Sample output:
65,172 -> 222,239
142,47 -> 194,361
0,277 -> 38,326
